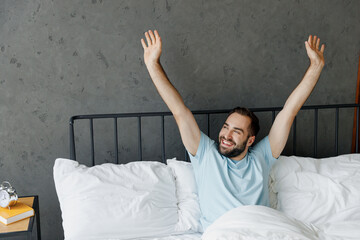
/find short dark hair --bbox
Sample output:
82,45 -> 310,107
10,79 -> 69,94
227,107 -> 260,137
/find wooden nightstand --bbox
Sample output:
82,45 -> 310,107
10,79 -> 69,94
0,196 -> 41,239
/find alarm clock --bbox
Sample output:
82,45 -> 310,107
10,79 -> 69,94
0,181 -> 18,209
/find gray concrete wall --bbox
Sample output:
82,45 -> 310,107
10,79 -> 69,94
0,0 -> 359,239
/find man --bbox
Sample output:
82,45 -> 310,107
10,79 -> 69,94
141,30 -> 325,230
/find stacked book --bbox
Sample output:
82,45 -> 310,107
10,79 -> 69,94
0,202 -> 34,225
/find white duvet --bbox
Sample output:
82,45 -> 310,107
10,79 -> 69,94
202,205 -> 319,240
137,233 -> 202,240
201,205 -> 360,240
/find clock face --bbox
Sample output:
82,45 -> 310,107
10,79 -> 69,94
0,190 -> 10,208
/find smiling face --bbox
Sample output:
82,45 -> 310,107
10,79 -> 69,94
218,113 -> 255,161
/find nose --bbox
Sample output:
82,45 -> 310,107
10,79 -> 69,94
224,130 -> 233,140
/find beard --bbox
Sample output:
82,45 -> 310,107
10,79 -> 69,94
218,136 -> 249,158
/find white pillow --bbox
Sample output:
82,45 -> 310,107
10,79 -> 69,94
270,154 -> 360,226
166,158 -> 202,233
54,158 -> 179,240
202,205 -> 319,240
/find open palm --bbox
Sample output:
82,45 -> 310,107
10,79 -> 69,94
141,30 -> 162,65
305,35 -> 325,67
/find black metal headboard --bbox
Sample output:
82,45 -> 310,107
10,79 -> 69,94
70,104 -> 360,166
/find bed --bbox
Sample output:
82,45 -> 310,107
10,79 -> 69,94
54,103 -> 360,240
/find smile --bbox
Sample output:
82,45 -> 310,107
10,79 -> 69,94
221,139 -> 235,148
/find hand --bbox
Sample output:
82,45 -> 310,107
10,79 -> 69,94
141,30 -> 162,66
305,35 -> 325,67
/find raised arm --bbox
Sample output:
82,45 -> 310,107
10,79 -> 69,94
269,35 -> 325,158
141,30 -> 201,156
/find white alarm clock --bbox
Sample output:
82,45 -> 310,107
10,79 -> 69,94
0,181 -> 18,209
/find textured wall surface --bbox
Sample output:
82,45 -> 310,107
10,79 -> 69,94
0,0 -> 359,238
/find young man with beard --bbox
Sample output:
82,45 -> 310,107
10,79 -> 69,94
141,30 -> 325,230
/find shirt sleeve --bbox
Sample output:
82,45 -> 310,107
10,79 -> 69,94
252,136 -> 278,168
188,131 -> 214,167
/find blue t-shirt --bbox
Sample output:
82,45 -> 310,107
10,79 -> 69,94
188,132 -> 277,230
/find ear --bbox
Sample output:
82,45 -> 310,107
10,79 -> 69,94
247,136 -> 255,147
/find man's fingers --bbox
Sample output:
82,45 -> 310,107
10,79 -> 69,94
154,30 -> 161,43
145,32 -> 152,45
308,35 -> 324,52
320,44 -> 325,53
316,38 -> 320,50
304,41 -> 311,52
149,30 -> 156,45
141,38 -> 147,49
312,36 -> 317,47
142,30 -> 161,49
308,35 -> 312,47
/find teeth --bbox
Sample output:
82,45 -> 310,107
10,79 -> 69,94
222,139 -> 233,146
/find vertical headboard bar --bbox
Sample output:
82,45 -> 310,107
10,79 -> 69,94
207,114 -> 210,137
90,119 -> 95,166
314,109 -> 318,157
161,115 -> 165,163
272,111 -> 276,123
138,116 -> 143,161
114,118 -> 119,164
292,116 -> 297,155
335,108 -> 339,155
69,117 -> 76,160
356,106 -> 359,153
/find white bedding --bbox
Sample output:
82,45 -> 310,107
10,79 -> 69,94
201,205 -> 360,240
270,154 -> 360,227
269,154 -> 360,240
318,206 -> 360,240
54,154 -> 360,240
202,205 -> 319,240
137,233 -> 201,240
